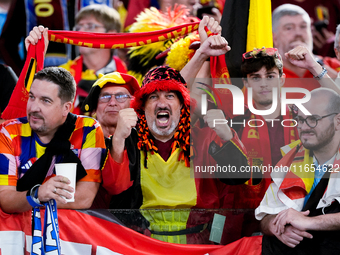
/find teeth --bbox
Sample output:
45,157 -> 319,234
158,113 -> 168,116
158,120 -> 168,124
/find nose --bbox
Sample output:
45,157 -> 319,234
28,99 -> 40,112
295,26 -> 304,35
156,94 -> 168,107
107,96 -> 118,106
260,78 -> 268,87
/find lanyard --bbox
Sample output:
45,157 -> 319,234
31,200 -> 61,255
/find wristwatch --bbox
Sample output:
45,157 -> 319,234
314,66 -> 327,80
26,184 -> 43,207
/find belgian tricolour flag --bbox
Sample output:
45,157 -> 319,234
212,0 -> 273,82
209,0 -> 273,119
1,39 -> 45,119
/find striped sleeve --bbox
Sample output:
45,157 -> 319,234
0,120 -> 21,186
72,116 -> 106,183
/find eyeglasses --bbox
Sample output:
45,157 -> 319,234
98,93 -> 132,103
73,23 -> 105,32
242,47 -> 282,62
294,113 -> 338,128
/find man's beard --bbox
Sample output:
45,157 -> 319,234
150,120 -> 177,137
301,122 -> 335,151
258,99 -> 273,107
28,112 -> 47,133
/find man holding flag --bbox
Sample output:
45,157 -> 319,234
0,64 -> 106,213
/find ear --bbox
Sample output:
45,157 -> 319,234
335,47 -> 340,61
279,73 -> 286,88
334,113 -> 340,131
242,78 -> 249,88
273,32 -> 279,48
62,101 -> 72,117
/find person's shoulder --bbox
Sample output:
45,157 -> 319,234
59,56 -> 82,70
75,115 -> 102,133
322,56 -> 340,71
2,117 -> 28,126
75,115 -> 100,128
1,117 -> 30,136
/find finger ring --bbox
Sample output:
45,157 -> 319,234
53,187 -> 57,194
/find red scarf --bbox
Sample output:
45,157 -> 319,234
48,22 -> 199,49
2,22 -> 199,120
234,108 -> 298,209
241,110 -> 298,178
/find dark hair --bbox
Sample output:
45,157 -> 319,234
34,67 -> 76,103
241,55 -> 283,77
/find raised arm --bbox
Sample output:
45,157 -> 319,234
180,16 -> 230,88
111,108 -> 137,163
285,45 -> 340,94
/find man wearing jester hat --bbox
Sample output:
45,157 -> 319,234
99,17 -> 250,244
25,17 -> 250,243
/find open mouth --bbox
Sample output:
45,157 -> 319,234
156,111 -> 170,126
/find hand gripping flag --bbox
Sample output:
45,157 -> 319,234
1,37 -> 45,119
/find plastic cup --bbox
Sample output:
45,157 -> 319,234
54,163 -> 77,202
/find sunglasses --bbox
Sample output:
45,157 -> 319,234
73,23 -> 105,32
242,47 -> 282,62
98,93 -> 133,103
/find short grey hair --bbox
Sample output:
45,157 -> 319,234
334,24 -> 340,50
311,88 -> 340,114
272,4 -> 311,32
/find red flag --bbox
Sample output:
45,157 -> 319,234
0,207 -> 262,254
1,38 -> 45,120
2,23 -> 199,120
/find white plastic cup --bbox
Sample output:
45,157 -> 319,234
54,163 -> 77,202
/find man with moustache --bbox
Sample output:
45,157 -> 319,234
99,19 -> 250,242
0,67 -> 106,213
101,65 -> 249,244
272,4 -> 340,98
99,17 -> 250,244
256,88 -> 340,254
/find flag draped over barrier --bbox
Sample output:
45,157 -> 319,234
1,22 -> 199,120
0,208 -> 262,255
